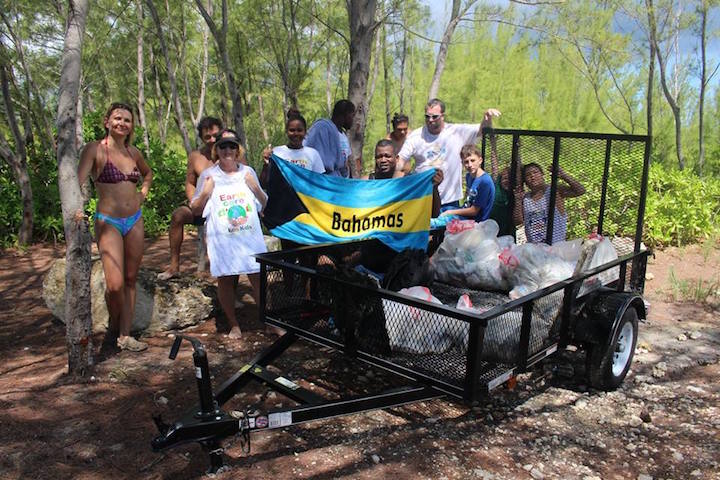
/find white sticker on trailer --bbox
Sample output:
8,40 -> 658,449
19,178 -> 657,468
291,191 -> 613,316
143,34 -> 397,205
487,369 -> 514,391
275,376 -> 300,390
268,411 -> 292,428
545,345 -> 558,357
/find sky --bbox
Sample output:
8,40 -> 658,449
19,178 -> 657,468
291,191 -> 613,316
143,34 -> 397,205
422,0 -> 720,97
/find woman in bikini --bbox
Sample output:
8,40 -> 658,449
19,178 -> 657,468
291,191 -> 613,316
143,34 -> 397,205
78,102 -> 153,352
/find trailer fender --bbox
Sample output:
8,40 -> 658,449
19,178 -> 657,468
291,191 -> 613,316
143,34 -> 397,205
574,291 -> 646,350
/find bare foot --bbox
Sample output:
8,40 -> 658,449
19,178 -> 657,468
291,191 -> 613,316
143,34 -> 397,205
157,269 -> 179,281
228,326 -> 242,339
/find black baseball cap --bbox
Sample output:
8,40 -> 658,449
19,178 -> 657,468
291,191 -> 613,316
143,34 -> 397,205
214,129 -> 241,148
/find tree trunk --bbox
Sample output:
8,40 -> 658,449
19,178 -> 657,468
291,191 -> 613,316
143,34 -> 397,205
149,46 -> 167,144
75,76 -> 84,149
382,22 -> 390,134
136,0 -> 151,158
146,0 -> 193,155
194,0 -> 211,131
0,12 -> 54,153
697,0 -> 707,175
428,0 -> 477,100
56,0 -> 93,377
0,62 -> 33,245
194,0 -> 247,147
366,23 -> 382,112
398,7 -> 407,112
647,0 -> 685,170
257,94 -> 269,143
645,1 -> 655,141
325,46 -> 333,115
346,0 -> 378,179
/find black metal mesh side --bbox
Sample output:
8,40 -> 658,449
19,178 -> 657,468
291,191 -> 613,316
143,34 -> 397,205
261,242 -> 567,394
482,130 -> 648,250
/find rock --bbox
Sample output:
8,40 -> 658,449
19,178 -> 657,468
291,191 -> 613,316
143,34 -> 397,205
530,468 -> 545,479
637,474 -> 653,480
645,272 -> 654,281
43,257 -> 217,334
640,407 -> 652,423
652,362 -> 667,378
671,451 -> 684,462
689,330 -> 701,340
626,443 -> 637,452
371,454 -> 381,464
628,415 -> 643,428
473,468 -> 495,479
676,333 -> 687,342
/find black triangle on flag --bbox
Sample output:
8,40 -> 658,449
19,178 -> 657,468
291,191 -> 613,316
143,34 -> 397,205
261,156 -> 309,230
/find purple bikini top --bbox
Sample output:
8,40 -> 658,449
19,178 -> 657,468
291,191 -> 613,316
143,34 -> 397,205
96,140 -> 141,184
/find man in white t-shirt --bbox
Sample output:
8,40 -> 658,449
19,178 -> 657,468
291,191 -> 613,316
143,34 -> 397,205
394,98 -> 500,212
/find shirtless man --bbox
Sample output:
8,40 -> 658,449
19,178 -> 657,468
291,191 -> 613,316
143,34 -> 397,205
158,116 -> 223,280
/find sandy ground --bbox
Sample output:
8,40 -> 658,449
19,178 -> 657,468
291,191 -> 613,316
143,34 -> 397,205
0,234 -> 718,480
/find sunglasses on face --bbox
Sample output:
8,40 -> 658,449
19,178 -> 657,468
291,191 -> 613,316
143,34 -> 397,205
424,113 -> 442,121
218,143 -> 238,151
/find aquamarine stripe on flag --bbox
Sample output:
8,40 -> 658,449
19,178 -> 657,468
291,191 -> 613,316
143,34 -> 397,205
271,154 -> 434,207
264,155 -> 435,252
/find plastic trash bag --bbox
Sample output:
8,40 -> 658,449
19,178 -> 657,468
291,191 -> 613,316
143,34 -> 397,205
578,235 -> 619,296
500,240 -> 581,300
383,286 -> 466,354
431,219 -> 509,291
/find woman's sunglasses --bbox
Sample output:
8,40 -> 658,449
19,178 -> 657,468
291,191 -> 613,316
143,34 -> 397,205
217,143 -> 239,151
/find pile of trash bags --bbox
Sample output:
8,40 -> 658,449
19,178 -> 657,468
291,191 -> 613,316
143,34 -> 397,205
383,218 -> 620,358
431,219 -> 618,298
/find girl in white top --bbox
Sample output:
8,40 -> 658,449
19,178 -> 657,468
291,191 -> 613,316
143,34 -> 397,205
260,108 -> 325,187
192,129 -> 268,339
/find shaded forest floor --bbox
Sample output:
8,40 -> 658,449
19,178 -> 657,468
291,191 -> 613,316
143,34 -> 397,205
1,234 -> 719,480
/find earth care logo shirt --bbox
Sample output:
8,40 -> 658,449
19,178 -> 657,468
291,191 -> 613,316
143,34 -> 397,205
196,164 -> 267,276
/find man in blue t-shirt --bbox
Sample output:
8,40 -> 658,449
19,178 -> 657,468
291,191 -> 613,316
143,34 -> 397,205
431,144 -> 495,227
304,99 -> 355,177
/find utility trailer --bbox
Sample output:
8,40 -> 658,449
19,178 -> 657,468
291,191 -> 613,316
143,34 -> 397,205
151,129 -> 651,473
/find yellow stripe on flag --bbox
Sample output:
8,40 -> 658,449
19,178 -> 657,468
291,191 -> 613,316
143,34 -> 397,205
293,191 -> 432,238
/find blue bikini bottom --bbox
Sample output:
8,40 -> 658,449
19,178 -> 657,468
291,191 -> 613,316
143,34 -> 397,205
95,209 -> 142,236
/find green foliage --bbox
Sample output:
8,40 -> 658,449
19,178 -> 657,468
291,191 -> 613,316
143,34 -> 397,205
666,267 -> 720,305
644,163 -> 720,247
141,136 -> 187,237
2,0 -> 720,249
0,162 -> 21,247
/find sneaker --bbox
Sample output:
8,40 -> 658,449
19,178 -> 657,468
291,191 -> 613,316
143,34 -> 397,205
117,336 -> 148,352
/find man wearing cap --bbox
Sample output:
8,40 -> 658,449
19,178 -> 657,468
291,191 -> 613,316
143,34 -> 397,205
158,116 -> 223,280
304,99 -> 355,178
393,98 -> 500,213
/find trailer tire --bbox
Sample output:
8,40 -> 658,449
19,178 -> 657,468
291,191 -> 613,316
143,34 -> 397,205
587,307 -> 638,391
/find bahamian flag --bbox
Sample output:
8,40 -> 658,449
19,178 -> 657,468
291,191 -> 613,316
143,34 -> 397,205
263,155 -> 434,251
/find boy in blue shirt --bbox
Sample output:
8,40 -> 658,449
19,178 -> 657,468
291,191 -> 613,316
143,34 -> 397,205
431,144 -> 495,227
